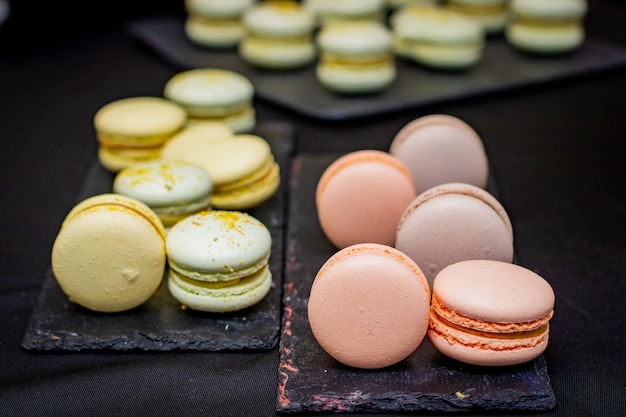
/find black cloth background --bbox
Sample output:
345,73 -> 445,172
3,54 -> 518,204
1,1 -> 625,416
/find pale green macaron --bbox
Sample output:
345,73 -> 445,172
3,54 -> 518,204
166,210 -> 273,312
506,0 -> 587,55
113,159 -> 213,228
390,5 -> 486,70
163,68 -> 256,133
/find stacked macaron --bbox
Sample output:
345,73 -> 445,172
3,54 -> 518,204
113,160 -> 213,228
390,4 -> 486,70
315,21 -> 397,94
184,0 -> 256,49
164,68 -> 256,133
239,0 -> 316,70
94,97 -> 187,172
166,210 -> 273,312
505,0 -> 588,55
161,127 -> 280,211
309,114 -> 555,369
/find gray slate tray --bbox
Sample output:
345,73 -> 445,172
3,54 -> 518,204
22,121 -> 294,352
276,153 -> 556,413
128,16 -> 626,121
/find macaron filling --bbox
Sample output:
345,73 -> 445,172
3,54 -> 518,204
429,310 -> 550,352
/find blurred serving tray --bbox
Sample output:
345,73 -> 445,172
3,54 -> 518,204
276,153 -> 556,413
129,16 -> 626,121
22,121 -> 294,352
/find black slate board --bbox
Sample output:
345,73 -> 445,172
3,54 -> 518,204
128,16 -> 626,121
22,121 -> 294,352
276,154 -> 556,413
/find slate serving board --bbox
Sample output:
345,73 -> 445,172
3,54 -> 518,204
128,16 -> 626,121
276,153 -> 556,413
22,121 -> 294,352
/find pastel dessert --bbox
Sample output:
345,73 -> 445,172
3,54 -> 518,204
444,0 -> 509,34
389,114 -> 489,194
303,0 -> 386,27
506,0 -> 587,55
308,243 -> 431,369
163,132 -> 279,210
316,150 -> 417,249
239,1 -> 316,70
163,68 -> 256,133
51,194 -> 166,313
113,160 -> 213,227
184,0 -> 256,49
395,182 -> 514,287
315,21 -> 396,94
166,210 -> 272,312
390,5 -> 486,70
428,259 -> 555,366
93,96 -> 187,172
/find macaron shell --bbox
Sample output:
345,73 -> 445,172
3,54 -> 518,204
389,114 -> 489,193
52,194 -> 166,313
168,264 -> 272,313
317,21 -> 392,56
187,135 -> 272,186
316,150 -> 416,248
395,182 -> 513,286
166,210 -> 272,282
94,96 -> 187,141
433,260 -> 555,329
308,243 -> 431,369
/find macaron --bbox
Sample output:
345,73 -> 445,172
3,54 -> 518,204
389,114 -> 489,194
166,210 -> 272,312
94,96 -> 187,172
315,21 -> 397,94
113,160 -> 213,228
444,0 -> 510,34
184,0 -> 256,49
303,0 -> 386,27
395,182 -> 514,287
51,194 -> 166,313
163,68 -> 256,133
316,150 -> 417,249
308,243 -> 431,369
505,0 -> 587,55
165,132 -> 279,210
390,5 -> 486,70
239,1 -> 316,70
428,259 -> 555,366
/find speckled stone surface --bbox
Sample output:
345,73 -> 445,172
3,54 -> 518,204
276,154 -> 556,413
21,121 -> 293,352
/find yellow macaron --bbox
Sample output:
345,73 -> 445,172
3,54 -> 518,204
94,96 -> 187,172
51,194 -> 167,313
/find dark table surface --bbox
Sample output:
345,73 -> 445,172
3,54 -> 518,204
1,1 -> 625,416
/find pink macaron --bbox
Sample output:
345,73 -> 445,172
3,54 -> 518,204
395,182 -> 514,287
307,243 -> 431,369
316,149 -> 417,249
428,259 -> 555,366
389,114 -> 489,194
